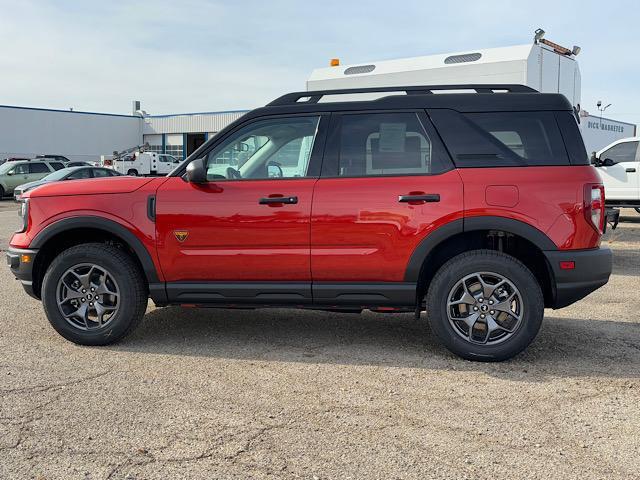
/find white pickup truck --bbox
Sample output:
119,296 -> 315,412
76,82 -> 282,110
592,137 -> 640,214
112,152 -> 181,176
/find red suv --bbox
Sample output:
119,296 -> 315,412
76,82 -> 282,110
7,85 -> 612,361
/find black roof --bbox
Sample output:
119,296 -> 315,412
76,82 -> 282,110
171,85 -> 574,177
247,84 -> 573,118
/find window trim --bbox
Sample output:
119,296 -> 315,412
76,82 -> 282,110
178,112 -> 330,183
320,109 -> 454,179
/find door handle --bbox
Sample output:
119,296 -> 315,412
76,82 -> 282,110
626,168 -> 637,173
259,195 -> 298,205
398,194 -> 440,204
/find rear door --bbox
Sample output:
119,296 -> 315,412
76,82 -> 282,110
29,162 -> 52,181
596,140 -> 640,200
310,111 -> 463,305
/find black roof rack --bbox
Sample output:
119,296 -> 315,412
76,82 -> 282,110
268,84 -> 538,106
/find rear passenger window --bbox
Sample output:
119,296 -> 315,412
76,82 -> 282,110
335,113 -> 443,176
50,162 -> 65,171
429,109 -> 569,167
29,163 -> 50,174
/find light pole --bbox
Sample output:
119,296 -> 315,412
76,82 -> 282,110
597,100 -> 611,128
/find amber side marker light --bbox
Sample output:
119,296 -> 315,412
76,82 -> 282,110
330,58 -> 340,67
21,254 -> 32,264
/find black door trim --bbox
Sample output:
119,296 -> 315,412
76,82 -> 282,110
163,281 -> 417,308
166,282 -> 313,305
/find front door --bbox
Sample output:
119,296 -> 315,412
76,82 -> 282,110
310,111 -> 464,305
155,114 -> 327,304
6,163 -> 31,191
596,140 -> 640,200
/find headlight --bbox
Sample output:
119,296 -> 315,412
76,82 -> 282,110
16,199 -> 29,233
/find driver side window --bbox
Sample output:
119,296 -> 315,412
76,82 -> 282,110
600,141 -> 638,165
203,116 -> 320,181
14,164 -> 29,175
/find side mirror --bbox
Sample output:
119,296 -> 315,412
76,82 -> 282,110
6,171 -> 13,176
186,158 -> 207,184
602,158 -> 615,167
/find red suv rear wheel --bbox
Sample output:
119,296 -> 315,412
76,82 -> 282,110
427,249 -> 544,361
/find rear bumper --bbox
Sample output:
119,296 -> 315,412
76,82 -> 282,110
6,247 -> 38,299
544,247 -> 612,309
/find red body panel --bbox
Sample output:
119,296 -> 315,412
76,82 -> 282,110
154,176 -> 315,281
26,176 -> 156,197
10,165 -> 604,285
457,166 -> 603,250
310,171 -> 464,282
11,177 -> 167,280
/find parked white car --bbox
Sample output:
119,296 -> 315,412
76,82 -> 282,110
593,137 -> 640,213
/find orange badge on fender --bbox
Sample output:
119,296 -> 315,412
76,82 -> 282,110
174,230 -> 189,242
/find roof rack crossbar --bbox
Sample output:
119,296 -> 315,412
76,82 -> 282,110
268,84 -> 537,106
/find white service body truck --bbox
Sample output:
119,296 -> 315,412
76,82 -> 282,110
112,152 -> 181,176
308,42 -> 581,109
308,37 -> 634,154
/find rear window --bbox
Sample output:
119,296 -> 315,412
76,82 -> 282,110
429,109 -> 571,167
29,163 -> 50,173
554,112 -> 589,165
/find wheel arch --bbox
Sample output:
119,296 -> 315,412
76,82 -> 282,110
406,216 -> 557,308
30,216 -> 160,299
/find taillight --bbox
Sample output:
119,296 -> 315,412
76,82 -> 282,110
584,184 -> 605,234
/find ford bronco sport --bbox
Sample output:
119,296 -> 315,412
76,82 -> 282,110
7,85 -> 612,361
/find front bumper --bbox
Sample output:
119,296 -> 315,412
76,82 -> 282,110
544,247 -> 612,309
6,247 -> 39,299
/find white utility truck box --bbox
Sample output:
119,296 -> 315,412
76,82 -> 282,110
308,42 -> 581,109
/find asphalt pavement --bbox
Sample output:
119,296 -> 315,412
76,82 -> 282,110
0,198 -> 638,479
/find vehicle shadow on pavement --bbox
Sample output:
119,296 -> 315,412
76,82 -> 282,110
618,214 -> 640,224
111,306 -> 640,380
610,248 -> 640,277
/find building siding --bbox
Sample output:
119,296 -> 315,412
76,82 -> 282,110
0,105 -> 143,162
143,111 -> 248,135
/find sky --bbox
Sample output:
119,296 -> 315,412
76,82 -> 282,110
0,0 -> 638,125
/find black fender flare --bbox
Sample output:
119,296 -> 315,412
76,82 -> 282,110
30,216 -> 160,284
404,216 -> 557,282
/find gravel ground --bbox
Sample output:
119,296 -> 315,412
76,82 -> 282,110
0,199 -> 638,480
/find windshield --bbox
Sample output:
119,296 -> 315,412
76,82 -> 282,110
0,162 -> 17,174
41,167 -> 79,181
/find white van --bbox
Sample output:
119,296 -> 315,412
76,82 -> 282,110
593,137 -> 640,212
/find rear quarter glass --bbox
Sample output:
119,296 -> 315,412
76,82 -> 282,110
428,109 -> 572,167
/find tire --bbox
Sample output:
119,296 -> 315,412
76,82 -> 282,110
0,185 -> 4,199
426,249 -> 543,362
127,169 -> 138,176
635,207 -> 640,214
41,243 -> 148,346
